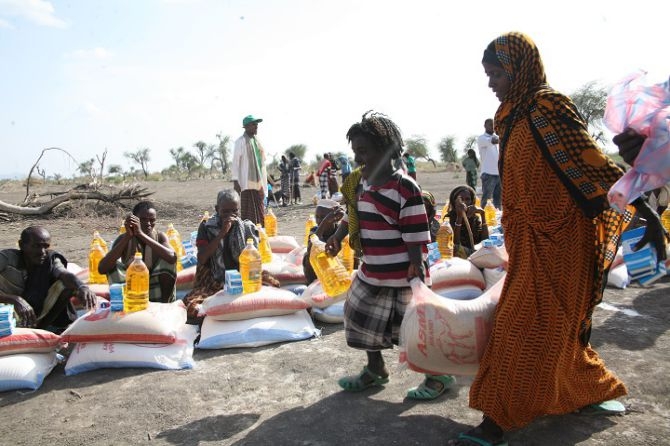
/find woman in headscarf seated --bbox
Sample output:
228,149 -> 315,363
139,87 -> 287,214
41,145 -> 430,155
445,185 -> 489,258
183,189 -> 279,319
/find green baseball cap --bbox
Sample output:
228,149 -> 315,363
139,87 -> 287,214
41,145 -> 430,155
242,115 -> 263,127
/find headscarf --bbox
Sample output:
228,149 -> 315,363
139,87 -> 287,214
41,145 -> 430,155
486,31 -> 634,345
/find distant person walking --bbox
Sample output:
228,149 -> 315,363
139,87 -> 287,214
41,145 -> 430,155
317,153 -> 333,199
232,115 -> 268,225
278,155 -> 290,206
477,118 -> 501,209
462,149 -> 480,190
288,152 -> 302,204
338,154 -> 352,183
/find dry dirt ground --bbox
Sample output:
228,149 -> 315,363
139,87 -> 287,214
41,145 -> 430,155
0,171 -> 668,446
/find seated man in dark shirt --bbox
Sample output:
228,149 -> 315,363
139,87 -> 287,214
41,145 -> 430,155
0,226 -> 97,330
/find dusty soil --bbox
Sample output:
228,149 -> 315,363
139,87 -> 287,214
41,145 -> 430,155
0,172 -> 668,446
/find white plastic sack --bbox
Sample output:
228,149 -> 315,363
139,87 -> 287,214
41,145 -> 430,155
606,263 -> 630,289
197,310 -> 320,349
468,245 -> 508,269
261,254 -> 306,285
429,258 -> 486,291
0,328 -> 63,357
435,285 -> 483,301
300,279 -> 347,309
64,324 -> 198,376
399,277 -> 504,376
61,301 -> 187,344
0,352 -> 58,392
201,286 -> 309,321
268,235 -> 300,254
483,267 -> 507,290
311,301 -> 345,323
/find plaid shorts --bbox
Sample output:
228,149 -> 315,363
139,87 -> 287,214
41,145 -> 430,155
344,275 -> 412,351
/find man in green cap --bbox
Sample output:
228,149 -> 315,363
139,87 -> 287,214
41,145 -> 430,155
232,115 -> 268,225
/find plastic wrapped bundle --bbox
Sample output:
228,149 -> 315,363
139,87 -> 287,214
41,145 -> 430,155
604,71 -> 670,212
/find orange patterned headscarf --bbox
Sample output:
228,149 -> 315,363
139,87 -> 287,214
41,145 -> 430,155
488,31 -> 633,345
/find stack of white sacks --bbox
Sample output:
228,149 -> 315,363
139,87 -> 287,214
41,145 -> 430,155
59,301 -> 197,376
0,304 -> 62,391
196,235 -> 321,349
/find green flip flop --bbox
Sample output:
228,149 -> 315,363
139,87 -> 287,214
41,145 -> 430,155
406,374 -> 456,400
455,432 -> 508,446
338,366 -> 389,392
579,399 -> 626,416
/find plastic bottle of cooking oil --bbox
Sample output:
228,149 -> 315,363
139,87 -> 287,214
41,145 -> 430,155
304,214 -> 317,246
484,202 -> 497,228
87,239 -> 107,285
436,219 -> 454,260
256,224 -> 273,264
90,230 -> 108,254
661,208 -> 670,234
264,208 -> 277,237
309,234 -> 351,296
239,238 -> 262,294
338,234 -> 354,273
166,223 -> 185,272
124,252 -> 149,313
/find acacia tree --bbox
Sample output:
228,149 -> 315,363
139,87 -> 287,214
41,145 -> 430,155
284,144 -> 307,161
437,136 -> 457,163
214,133 -> 231,176
124,148 -> 151,179
108,164 -> 124,181
193,141 -> 211,177
570,81 -> 607,145
78,158 -> 96,181
404,136 -> 436,167
462,135 -> 477,154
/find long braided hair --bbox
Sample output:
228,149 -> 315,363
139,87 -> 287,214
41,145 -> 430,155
345,111 -> 404,159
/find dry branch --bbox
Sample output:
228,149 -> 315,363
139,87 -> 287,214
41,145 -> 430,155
3,185 -> 153,216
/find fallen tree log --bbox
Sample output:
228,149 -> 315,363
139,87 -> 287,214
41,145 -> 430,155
1,185 -> 153,216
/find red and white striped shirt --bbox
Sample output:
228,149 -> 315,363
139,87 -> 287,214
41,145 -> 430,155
345,173 -> 430,287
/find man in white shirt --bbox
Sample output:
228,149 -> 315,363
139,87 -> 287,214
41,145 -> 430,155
476,118 -> 501,209
232,115 -> 268,226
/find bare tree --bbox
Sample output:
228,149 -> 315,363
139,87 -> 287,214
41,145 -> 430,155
96,149 -> 108,184
24,147 -> 79,203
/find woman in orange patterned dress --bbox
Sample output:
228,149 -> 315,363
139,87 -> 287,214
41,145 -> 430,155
448,32 -> 667,446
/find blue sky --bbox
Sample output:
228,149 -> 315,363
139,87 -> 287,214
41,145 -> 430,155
0,0 -> 667,178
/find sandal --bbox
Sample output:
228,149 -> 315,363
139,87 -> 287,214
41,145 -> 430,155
338,366 -> 389,392
406,374 -> 455,400
446,430 -> 507,446
578,399 -> 626,416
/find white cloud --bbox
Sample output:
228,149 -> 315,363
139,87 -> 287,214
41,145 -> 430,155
66,47 -> 113,60
0,17 -> 12,28
0,0 -> 67,28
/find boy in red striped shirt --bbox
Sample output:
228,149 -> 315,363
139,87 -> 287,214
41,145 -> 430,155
326,112 -> 451,395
